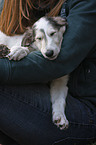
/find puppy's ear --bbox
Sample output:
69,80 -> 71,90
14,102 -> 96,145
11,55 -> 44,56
52,16 -> 68,26
21,27 -> 35,47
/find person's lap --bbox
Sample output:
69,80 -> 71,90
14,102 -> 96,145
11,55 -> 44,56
0,84 -> 96,145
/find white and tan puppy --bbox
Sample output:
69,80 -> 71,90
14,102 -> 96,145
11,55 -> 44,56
0,16 -> 69,130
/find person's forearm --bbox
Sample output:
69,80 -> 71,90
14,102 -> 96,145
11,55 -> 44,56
0,51 -> 68,84
0,58 -> 10,84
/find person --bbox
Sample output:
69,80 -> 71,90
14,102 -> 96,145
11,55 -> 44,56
0,0 -> 96,145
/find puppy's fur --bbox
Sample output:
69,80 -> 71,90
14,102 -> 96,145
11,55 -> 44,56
0,16 -> 69,130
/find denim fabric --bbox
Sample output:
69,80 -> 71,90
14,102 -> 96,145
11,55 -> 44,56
0,85 -> 96,145
0,0 -> 96,85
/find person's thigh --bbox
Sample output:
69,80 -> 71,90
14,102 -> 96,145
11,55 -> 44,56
0,131 -> 19,145
0,85 -> 96,145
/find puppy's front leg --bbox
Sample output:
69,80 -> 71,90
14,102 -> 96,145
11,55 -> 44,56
7,46 -> 29,60
50,75 -> 69,130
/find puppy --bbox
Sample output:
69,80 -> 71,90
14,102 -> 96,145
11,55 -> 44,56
0,16 -> 69,130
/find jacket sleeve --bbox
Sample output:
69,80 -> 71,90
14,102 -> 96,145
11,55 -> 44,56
0,0 -> 96,84
0,0 -> 4,14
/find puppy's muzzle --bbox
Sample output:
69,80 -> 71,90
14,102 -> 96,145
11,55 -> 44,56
44,49 -> 59,60
45,50 -> 54,57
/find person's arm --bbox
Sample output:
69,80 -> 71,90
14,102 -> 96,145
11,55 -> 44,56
0,0 -> 96,84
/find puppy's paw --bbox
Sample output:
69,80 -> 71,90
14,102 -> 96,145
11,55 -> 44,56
53,112 -> 69,130
7,46 -> 29,60
0,44 -> 10,58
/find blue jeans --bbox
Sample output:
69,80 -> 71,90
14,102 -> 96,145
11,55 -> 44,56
0,84 -> 96,145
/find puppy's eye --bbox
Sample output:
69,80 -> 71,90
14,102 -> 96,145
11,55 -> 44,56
50,32 -> 56,36
37,37 -> 42,40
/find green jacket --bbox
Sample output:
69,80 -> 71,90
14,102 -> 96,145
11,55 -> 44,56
0,0 -> 4,14
0,0 -> 96,100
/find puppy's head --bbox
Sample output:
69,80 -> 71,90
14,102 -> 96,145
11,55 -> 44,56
22,16 -> 67,60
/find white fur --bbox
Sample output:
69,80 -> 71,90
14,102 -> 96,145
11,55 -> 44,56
50,76 -> 69,129
0,17 -> 69,130
0,31 -> 29,60
34,17 -> 66,60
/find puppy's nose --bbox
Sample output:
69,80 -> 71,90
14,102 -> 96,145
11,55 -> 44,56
45,50 -> 54,57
